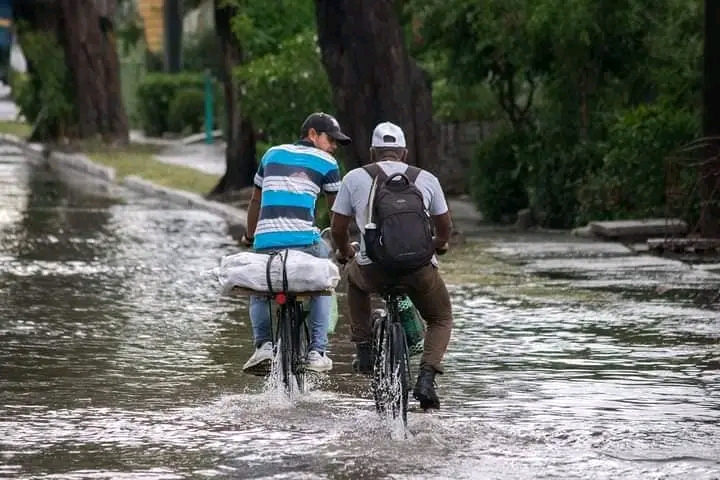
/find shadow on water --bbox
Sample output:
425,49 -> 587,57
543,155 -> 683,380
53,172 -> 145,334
2,157 -> 720,479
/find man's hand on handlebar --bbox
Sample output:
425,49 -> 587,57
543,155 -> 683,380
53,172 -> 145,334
240,234 -> 254,248
433,236 -> 449,256
335,242 -> 359,265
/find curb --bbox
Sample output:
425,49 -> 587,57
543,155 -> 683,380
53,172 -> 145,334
0,133 -> 46,163
123,176 -> 247,227
0,135 -> 248,233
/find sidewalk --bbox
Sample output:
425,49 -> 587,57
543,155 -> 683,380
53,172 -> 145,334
130,130 -> 227,176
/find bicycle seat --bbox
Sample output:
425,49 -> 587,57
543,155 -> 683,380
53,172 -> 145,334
379,285 -> 409,298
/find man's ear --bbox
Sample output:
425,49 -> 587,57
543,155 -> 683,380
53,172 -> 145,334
401,149 -> 409,162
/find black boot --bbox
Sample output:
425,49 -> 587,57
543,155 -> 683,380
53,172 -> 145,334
413,365 -> 440,410
351,342 -> 373,374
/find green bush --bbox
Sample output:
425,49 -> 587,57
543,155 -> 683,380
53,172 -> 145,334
469,127 -> 530,223
137,73 -> 221,136
234,30 -> 333,144
168,88 -> 205,134
524,134 -> 605,228
576,103 -> 699,224
14,30 -> 75,139
8,70 -> 29,106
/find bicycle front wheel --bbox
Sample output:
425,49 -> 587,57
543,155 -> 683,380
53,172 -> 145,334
372,316 -> 411,424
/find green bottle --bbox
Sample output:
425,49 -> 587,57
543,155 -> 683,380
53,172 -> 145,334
397,296 -> 424,356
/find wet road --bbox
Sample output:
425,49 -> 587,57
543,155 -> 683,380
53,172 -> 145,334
1,148 -> 720,479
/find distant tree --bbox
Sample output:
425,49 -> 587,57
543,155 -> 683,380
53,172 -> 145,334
701,0 -> 720,237
13,0 -> 129,142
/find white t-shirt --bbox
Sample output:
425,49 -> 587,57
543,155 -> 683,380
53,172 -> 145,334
331,161 -> 449,266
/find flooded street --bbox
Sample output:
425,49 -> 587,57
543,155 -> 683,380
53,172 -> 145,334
2,148 -> 720,480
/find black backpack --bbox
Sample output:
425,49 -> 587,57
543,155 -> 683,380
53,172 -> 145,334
362,163 -> 435,274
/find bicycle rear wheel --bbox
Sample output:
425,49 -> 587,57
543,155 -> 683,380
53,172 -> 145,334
291,302 -> 309,394
276,304 -> 294,394
371,315 -> 411,425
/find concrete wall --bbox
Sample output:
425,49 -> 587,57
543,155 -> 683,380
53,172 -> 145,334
431,120 -> 497,195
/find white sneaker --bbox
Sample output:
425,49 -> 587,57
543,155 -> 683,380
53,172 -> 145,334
242,342 -> 273,375
306,350 -> 333,372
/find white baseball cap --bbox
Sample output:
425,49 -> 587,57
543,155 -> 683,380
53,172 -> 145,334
370,122 -> 406,148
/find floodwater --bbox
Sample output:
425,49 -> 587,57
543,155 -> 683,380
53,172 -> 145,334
1,147 -> 720,480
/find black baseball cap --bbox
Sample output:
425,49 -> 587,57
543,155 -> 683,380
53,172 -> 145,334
300,112 -> 352,145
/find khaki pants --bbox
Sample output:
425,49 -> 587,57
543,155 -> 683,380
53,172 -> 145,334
345,260 -> 453,373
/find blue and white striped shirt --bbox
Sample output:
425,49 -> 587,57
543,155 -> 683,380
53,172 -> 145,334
253,142 -> 341,250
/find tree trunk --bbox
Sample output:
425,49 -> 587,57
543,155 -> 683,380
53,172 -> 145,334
57,0 -> 129,142
701,0 -> 720,238
209,0 -> 257,198
313,0 -> 437,171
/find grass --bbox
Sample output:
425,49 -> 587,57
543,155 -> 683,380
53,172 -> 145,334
0,120 -> 32,138
82,142 -> 220,195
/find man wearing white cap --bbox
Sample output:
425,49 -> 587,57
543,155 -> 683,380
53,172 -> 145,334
330,121 -> 454,410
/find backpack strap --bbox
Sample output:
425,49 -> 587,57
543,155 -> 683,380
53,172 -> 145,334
362,163 -> 388,183
404,165 -> 422,184
362,164 -> 386,225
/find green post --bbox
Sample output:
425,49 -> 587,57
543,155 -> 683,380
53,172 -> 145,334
204,69 -> 214,144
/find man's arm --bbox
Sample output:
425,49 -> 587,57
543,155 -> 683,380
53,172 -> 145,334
427,174 -> 453,251
246,187 -> 262,239
325,192 -> 337,223
331,212 -> 354,259
329,172 -> 356,259
432,212 -> 453,250
242,156 -> 266,245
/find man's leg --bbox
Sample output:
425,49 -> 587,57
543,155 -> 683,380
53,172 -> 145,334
306,295 -> 331,353
346,260 -> 375,342
301,240 -> 333,372
346,260 -> 382,373
403,265 -> 453,409
242,295 -> 274,375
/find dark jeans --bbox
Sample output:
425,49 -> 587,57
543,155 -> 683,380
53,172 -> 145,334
345,260 -> 454,373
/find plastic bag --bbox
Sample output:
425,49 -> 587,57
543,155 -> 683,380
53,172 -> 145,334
218,249 -> 341,294
328,292 -> 339,334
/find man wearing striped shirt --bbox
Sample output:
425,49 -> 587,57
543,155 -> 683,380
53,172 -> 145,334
240,112 -> 351,374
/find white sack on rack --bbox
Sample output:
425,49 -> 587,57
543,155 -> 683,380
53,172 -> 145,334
218,249 -> 340,294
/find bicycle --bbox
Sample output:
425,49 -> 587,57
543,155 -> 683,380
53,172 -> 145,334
232,248 -> 331,397
338,242 -> 412,426
338,239 -> 449,426
371,287 -> 413,426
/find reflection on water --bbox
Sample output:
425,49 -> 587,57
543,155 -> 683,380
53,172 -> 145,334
1,155 -> 720,479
